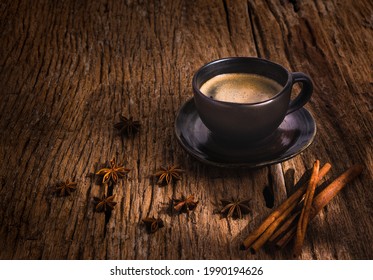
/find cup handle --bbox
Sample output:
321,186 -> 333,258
286,72 -> 313,115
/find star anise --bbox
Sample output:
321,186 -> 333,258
155,165 -> 184,186
114,115 -> 141,137
96,157 -> 130,185
220,198 -> 251,219
55,180 -> 77,196
94,195 -> 117,212
173,195 -> 199,214
142,216 -> 164,233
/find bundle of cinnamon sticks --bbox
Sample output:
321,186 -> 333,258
240,161 -> 364,257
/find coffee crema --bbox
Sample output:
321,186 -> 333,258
199,73 -> 283,103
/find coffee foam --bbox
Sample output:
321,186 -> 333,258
200,73 -> 283,103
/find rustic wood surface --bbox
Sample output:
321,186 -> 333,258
0,0 -> 372,260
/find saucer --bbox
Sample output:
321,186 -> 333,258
174,98 -> 316,168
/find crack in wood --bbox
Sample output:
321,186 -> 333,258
303,18 -> 318,48
263,169 -> 275,209
284,168 -> 295,195
222,0 -> 232,36
289,0 -> 300,12
247,2 -> 261,57
103,183 -> 114,237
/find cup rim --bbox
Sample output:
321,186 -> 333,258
192,56 -> 292,106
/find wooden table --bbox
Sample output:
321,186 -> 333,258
1,0 -> 372,260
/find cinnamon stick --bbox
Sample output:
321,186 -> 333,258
312,164 -> 363,212
293,160 -> 320,256
250,199 -> 298,254
240,162 -> 331,251
268,211 -> 298,244
274,164 -> 364,249
275,225 -> 296,249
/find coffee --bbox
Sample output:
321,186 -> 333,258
199,73 -> 283,103
193,57 -> 313,141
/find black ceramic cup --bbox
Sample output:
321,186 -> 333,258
192,57 -> 313,142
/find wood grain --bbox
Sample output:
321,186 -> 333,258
0,0 -> 372,260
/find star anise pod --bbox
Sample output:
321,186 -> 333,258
94,195 -> 117,212
55,180 -> 77,196
173,195 -> 198,214
96,157 -> 130,185
142,216 -> 164,233
114,115 -> 141,137
220,198 -> 251,219
155,165 -> 184,186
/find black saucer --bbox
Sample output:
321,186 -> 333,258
174,98 -> 316,168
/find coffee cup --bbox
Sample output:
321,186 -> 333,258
192,57 -> 313,142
